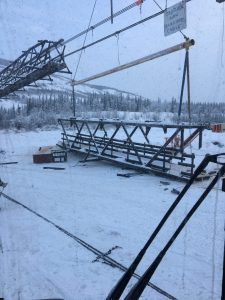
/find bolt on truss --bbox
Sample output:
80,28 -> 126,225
58,118 -> 206,182
0,39 -> 71,99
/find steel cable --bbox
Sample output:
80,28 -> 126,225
0,192 -> 177,300
63,0 -> 148,46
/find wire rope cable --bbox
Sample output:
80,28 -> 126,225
211,164 -> 221,300
0,191 -> 176,300
72,0 -> 98,81
63,0 -> 148,45
64,9 -> 166,60
221,3 -> 225,67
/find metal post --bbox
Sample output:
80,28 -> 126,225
222,231 -> 225,300
110,0 -> 113,24
72,84 -> 76,117
180,128 -> 184,160
186,49 -> 191,120
199,129 -> 203,149
178,50 -> 188,118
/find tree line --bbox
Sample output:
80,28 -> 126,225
0,91 -> 224,129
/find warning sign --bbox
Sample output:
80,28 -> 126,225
164,1 -> 187,36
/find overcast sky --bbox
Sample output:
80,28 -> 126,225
0,0 -> 225,102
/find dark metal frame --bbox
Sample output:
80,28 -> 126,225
58,118 -> 206,181
0,39 -> 71,99
178,47 -> 191,119
107,153 -> 225,300
222,239 -> 225,300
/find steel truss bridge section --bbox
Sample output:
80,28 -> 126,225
58,118 -> 206,181
0,39 -> 71,99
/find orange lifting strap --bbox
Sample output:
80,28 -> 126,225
136,0 -> 143,5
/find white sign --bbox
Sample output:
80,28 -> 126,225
164,1 -> 187,36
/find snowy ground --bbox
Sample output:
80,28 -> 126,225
0,128 -> 224,300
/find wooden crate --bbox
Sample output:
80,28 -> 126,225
33,146 -> 67,164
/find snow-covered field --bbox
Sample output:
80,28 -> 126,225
0,128 -> 224,300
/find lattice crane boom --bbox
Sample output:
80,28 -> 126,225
0,39 -> 71,99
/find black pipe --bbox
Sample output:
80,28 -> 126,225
221,231 -> 225,300
106,155 -> 210,299
110,0 -> 113,24
125,164 -> 225,299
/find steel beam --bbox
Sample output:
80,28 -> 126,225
72,39 -> 195,86
60,118 -> 206,129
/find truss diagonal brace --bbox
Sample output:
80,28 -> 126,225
146,128 -> 181,166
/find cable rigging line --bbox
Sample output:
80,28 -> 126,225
221,3 -> 225,67
65,10 -> 165,60
71,0 -> 98,117
1,191 -> 176,300
53,0 -> 192,108
72,0 -> 98,81
64,0 -> 192,60
63,0 -> 148,46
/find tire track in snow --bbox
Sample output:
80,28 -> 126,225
21,260 -> 67,300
